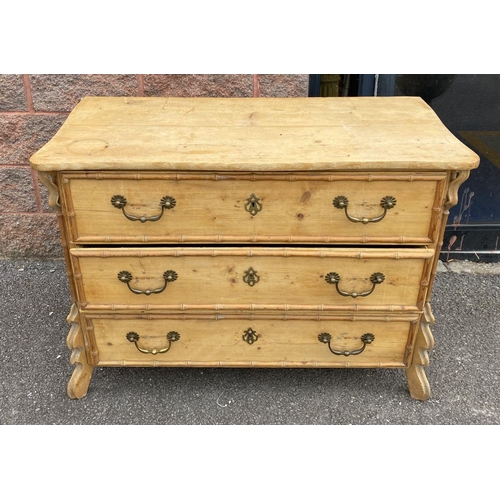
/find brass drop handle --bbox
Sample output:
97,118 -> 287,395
318,332 -> 375,356
325,272 -> 385,298
126,331 -> 180,355
333,195 -> 396,224
111,195 -> 176,223
117,270 -> 178,295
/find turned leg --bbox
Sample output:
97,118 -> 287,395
406,304 -> 435,401
66,304 -> 94,399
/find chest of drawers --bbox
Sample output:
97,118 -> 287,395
30,96 -> 479,400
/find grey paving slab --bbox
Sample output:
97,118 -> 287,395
1,258 -> 499,425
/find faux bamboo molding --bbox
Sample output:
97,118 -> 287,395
429,176 -> 447,243
61,171 -> 448,182
59,174 -> 79,243
73,235 -> 435,244
82,315 -> 100,365
84,312 -> 421,322
99,360 -> 407,368
71,247 -> 435,259
82,303 -> 423,312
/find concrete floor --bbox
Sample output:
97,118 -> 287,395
1,257 -> 499,425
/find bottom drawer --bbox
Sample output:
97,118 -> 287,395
83,313 -> 420,369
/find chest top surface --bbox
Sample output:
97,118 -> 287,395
29,96 -> 479,172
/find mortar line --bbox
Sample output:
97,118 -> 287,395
0,111 -> 69,116
138,75 -> 144,96
253,75 -> 260,97
0,211 -> 57,216
31,170 -> 44,213
23,75 -> 34,112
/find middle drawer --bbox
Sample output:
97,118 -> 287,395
70,247 -> 434,312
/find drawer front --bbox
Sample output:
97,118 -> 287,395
83,313 -> 420,368
71,247 -> 434,311
61,173 -> 446,244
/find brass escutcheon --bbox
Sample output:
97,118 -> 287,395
244,193 -> 262,216
243,267 -> 260,287
333,195 -> 396,224
111,194 -> 176,223
318,332 -> 375,356
242,327 -> 259,345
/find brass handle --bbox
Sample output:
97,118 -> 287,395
126,331 -> 180,355
111,194 -> 176,223
244,193 -> 262,216
117,270 -> 178,295
333,195 -> 396,224
318,332 -> 375,356
325,272 -> 385,298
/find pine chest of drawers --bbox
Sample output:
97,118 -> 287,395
30,96 -> 479,400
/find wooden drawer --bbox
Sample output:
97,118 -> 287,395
71,247 -> 434,312
82,313 -> 421,368
61,172 -> 446,244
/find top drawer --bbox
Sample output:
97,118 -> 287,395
60,172 -> 447,244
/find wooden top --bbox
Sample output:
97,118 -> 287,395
30,96 -> 479,172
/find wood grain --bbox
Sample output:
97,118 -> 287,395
29,97 -> 480,172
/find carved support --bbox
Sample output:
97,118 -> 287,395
445,170 -> 470,211
405,303 -> 435,400
66,304 -> 94,399
39,172 -> 80,302
428,170 -> 471,300
37,171 -> 61,208
39,172 -> 93,396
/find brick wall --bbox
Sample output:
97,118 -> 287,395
0,74 -> 309,258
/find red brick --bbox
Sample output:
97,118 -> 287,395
0,214 -> 63,258
29,74 -> 139,112
0,114 -> 67,164
0,74 -> 28,111
258,74 -> 309,97
0,167 -> 38,212
143,74 -> 254,97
